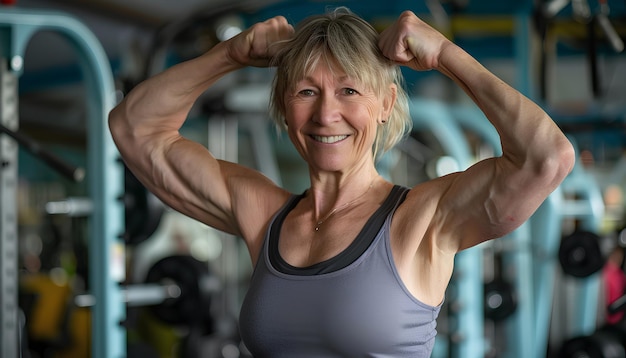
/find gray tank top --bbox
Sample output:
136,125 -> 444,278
239,185 -> 441,357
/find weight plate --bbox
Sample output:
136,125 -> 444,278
145,255 -> 213,328
558,231 -> 605,278
483,278 -> 517,321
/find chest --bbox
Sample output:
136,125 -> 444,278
239,243 -> 439,357
278,200 -> 382,268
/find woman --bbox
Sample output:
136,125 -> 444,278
109,7 -> 575,357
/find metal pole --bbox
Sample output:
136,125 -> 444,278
0,56 -> 20,358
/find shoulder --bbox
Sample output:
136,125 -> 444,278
228,171 -> 293,250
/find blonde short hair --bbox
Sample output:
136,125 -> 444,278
269,7 -> 411,159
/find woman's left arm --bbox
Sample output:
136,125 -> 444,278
380,11 -> 575,252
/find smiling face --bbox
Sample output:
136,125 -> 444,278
270,9 -> 411,163
284,61 -> 395,173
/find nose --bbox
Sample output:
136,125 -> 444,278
313,92 -> 341,125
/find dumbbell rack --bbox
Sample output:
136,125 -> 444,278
0,8 -> 124,358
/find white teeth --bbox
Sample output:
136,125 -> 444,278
312,135 -> 348,143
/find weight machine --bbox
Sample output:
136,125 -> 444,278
0,7 -> 122,358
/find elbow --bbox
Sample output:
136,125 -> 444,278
108,104 -> 127,142
108,101 -> 138,158
556,136 -> 576,179
544,135 -> 576,188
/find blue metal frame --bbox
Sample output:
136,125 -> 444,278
409,98 -> 485,358
0,8 -> 122,358
531,188 -> 564,357
450,101 -> 537,358
560,138 -> 605,338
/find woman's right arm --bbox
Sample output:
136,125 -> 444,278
108,16 -> 294,239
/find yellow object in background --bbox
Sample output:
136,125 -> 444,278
20,271 -> 90,358
20,272 -> 71,341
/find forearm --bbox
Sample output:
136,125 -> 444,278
111,14 -> 292,136
110,41 -> 240,136
436,44 -> 573,173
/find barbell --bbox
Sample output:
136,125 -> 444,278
45,165 -> 166,246
145,255 -> 218,327
75,255 -> 220,327
0,122 -> 84,182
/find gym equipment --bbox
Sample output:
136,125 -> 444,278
20,273 -> 92,358
2,9 -> 107,357
19,273 -> 73,352
558,241 -> 626,358
537,0 -> 624,101
122,167 -> 166,246
75,282 -> 182,308
1,56 -> 20,358
45,168 -> 165,246
1,7 -> 123,358
75,255 -> 220,328
0,123 -> 84,182
558,230 -> 606,278
559,324 -> 626,358
484,247 -> 517,322
484,279 -> 517,321
409,98 -> 484,358
608,295 -> 626,316
587,0 -> 624,97
145,255 -> 217,327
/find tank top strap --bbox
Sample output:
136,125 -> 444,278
267,185 -> 410,275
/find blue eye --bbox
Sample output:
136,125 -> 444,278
299,89 -> 315,96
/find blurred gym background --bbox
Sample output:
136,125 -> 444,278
1,0 -> 625,357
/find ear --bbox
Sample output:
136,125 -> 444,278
380,84 -> 397,124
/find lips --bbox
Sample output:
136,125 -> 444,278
311,135 -> 348,143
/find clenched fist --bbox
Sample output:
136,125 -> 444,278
225,16 -> 295,68
378,11 -> 453,71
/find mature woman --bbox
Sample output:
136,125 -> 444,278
109,7 -> 575,357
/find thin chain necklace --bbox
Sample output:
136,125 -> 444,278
314,179 -> 375,232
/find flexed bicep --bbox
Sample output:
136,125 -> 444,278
435,151 -> 569,253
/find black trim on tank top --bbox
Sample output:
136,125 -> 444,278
269,185 -> 409,275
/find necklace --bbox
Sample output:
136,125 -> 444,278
314,179 -> 375,232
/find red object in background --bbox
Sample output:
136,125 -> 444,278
603,248 -> 626,324
1,0 -> 17,5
